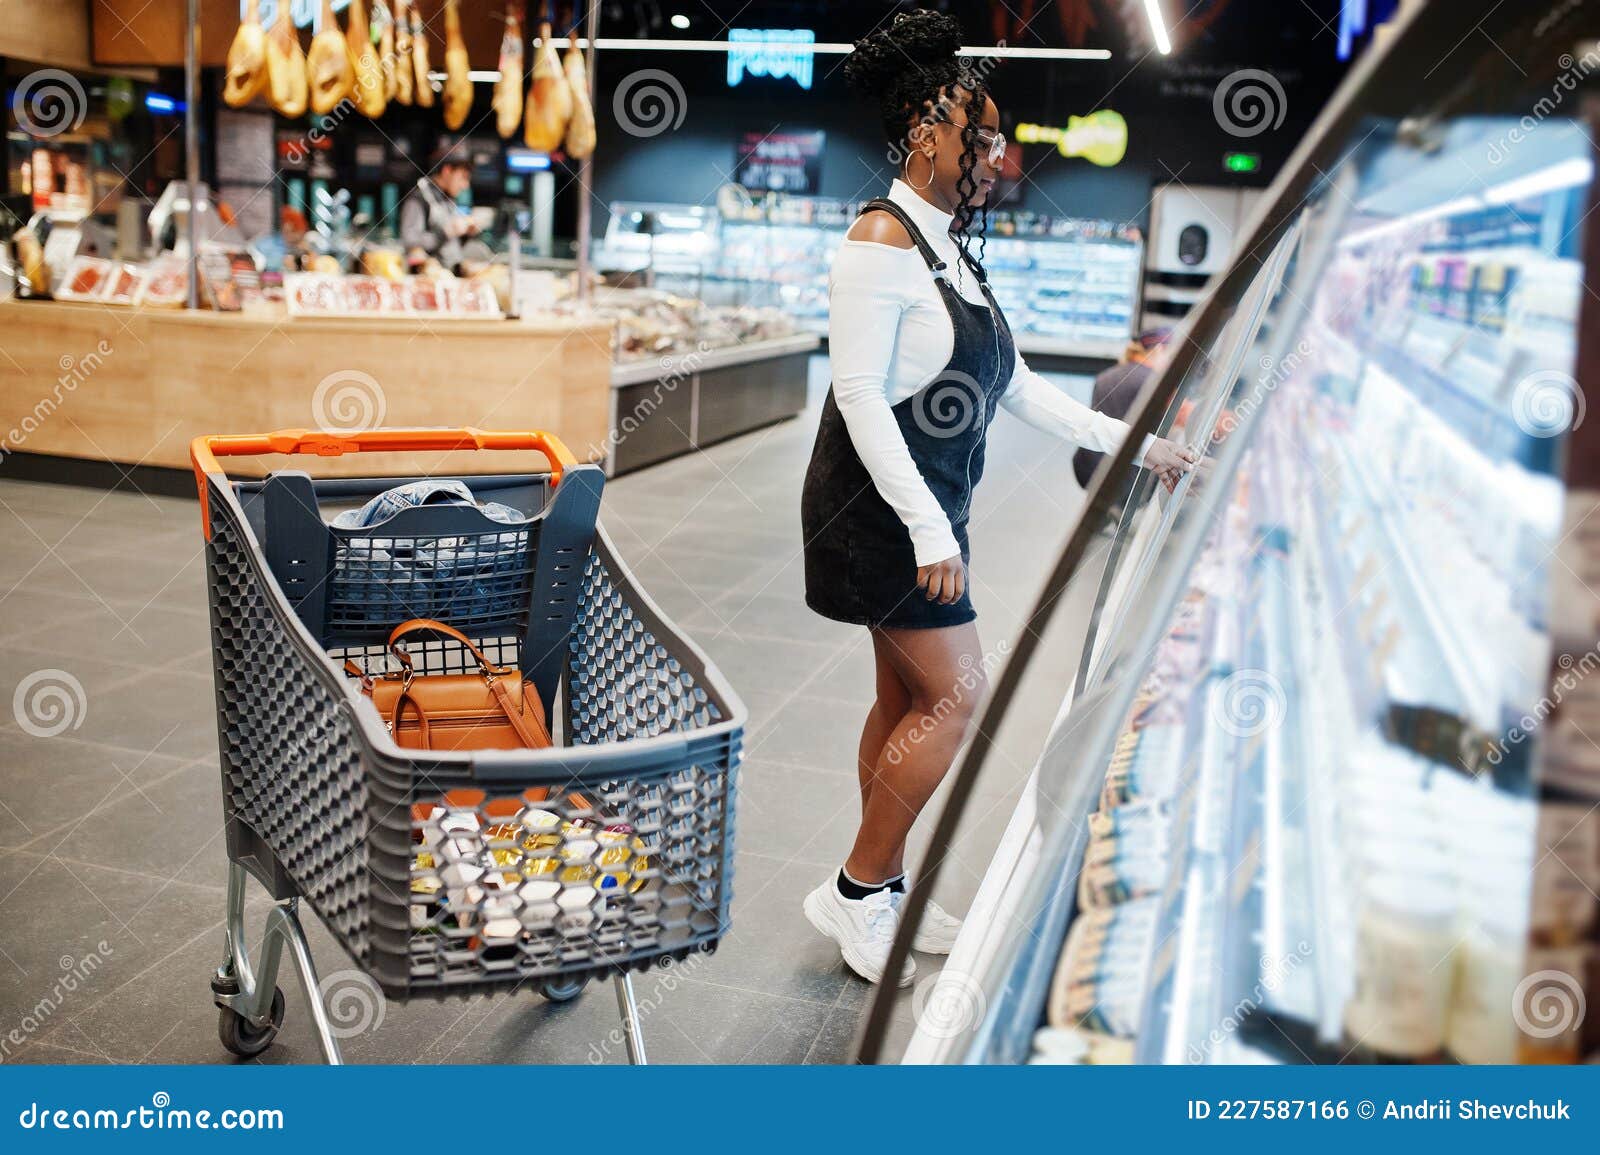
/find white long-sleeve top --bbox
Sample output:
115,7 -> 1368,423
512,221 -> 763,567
829,179 -> 1151,566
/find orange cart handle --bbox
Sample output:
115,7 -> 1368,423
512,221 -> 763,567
191,427 -> 578,536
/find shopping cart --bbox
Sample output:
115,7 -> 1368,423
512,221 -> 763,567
190,428 -> 744,1064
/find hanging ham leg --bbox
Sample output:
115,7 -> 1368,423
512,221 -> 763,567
494,5 -> 525,139
442,0 -> 473,130
375,2 -> 398,102
563,33 -> 596,160
223,0 -> 269,107
348,0 -> 386,116
393,0 -> 415,104
265,2 -> 308,117
523,21 -> 570,151
308,0 -> 355,114
411,0 -> 434,108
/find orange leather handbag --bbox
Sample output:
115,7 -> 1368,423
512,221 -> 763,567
347,619 -> 552,752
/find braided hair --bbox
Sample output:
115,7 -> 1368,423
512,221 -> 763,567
844,10 -> 991,281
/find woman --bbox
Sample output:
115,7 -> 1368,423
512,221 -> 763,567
800,11 -> 1195,987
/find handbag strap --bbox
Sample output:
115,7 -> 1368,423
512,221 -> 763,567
486,676 -> 552,748
392,691 -> 432,746
387,617 -> 513,678
339,619 -> 552,750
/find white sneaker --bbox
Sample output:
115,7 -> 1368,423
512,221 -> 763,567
909,895 -> 963,955
803,880 -> 916,987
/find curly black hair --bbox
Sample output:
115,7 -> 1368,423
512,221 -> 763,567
844,9 -> 991,278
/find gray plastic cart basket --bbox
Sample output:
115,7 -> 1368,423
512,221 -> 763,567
190,428 -> 744,1064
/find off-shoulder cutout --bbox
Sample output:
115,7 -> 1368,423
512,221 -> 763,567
846,209 -> 915,249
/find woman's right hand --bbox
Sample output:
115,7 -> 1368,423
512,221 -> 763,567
918,555 -> 967,605
1142,437 -> 1199,493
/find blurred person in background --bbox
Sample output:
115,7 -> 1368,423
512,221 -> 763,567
1072,327 -> 1175,490
401,142 -> 480,273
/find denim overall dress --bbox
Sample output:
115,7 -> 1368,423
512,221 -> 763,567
801,197 -> 1016,629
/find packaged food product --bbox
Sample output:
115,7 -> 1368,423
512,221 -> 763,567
522,832 -> 561,854
1342,872 -> 1456,1058
1047,896 -> 1161,1039
54,256 -> 112,301
103,263 -> 145,304
285,272 -> 346,315
1028,1025 -> 1133,1065
137,255 -> 190,307
442,277 -> 502,317
560,838 -> 598,863
345,275 -> 401,313
520,806 -> 560,831
1447,902 -> 1525,1063
362,248 -> 406,281
406,277 -> 441,312
482,822 -> 520,845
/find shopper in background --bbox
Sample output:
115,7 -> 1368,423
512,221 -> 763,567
400,142 -> 480,273
799,11 -> 1196,987
1072,327 -> 1174,489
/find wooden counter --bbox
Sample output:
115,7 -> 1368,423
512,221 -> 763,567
0,300 -> 616,480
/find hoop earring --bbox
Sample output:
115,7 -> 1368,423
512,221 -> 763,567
906,151 -> 936,190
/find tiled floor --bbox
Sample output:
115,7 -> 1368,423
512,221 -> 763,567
0,360 -> 1096,1065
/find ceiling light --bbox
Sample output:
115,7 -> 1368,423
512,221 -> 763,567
670,13 -> 690,30
1143,0 -> 1172,55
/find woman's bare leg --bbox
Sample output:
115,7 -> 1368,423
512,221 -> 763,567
857,630 -> 912,829
844,622 -> 985,883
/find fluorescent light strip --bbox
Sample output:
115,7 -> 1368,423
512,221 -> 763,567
1342,159 -> 1595,247
589,38 -> 1110,59
435,40 -> 1111,84
1143,0 -> 1173,55
1482,156 -> 1594,205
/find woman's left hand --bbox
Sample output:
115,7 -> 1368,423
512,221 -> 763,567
1142,437 -> 1198,493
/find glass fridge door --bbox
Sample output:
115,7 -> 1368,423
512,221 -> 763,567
862,0 -> 1598,1067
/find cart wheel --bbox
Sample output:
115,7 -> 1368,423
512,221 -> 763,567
537,977 -> 588,1003
218,987 -> 285,1057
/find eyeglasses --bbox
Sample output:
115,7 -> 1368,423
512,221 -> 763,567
934,111 -> 1008,166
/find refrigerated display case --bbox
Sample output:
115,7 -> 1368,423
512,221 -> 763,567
631,191 -> 1144,356
861,0 -> 1600,1067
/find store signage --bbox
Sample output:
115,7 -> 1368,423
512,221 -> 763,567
1015,111 -> 1128,167
726,29 -> 816,91
249,0 -> 352,29
734,129 -> 825,195
506,149 -> 552,172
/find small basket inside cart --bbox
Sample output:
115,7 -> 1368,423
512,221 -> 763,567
191,430 -> 743,1030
